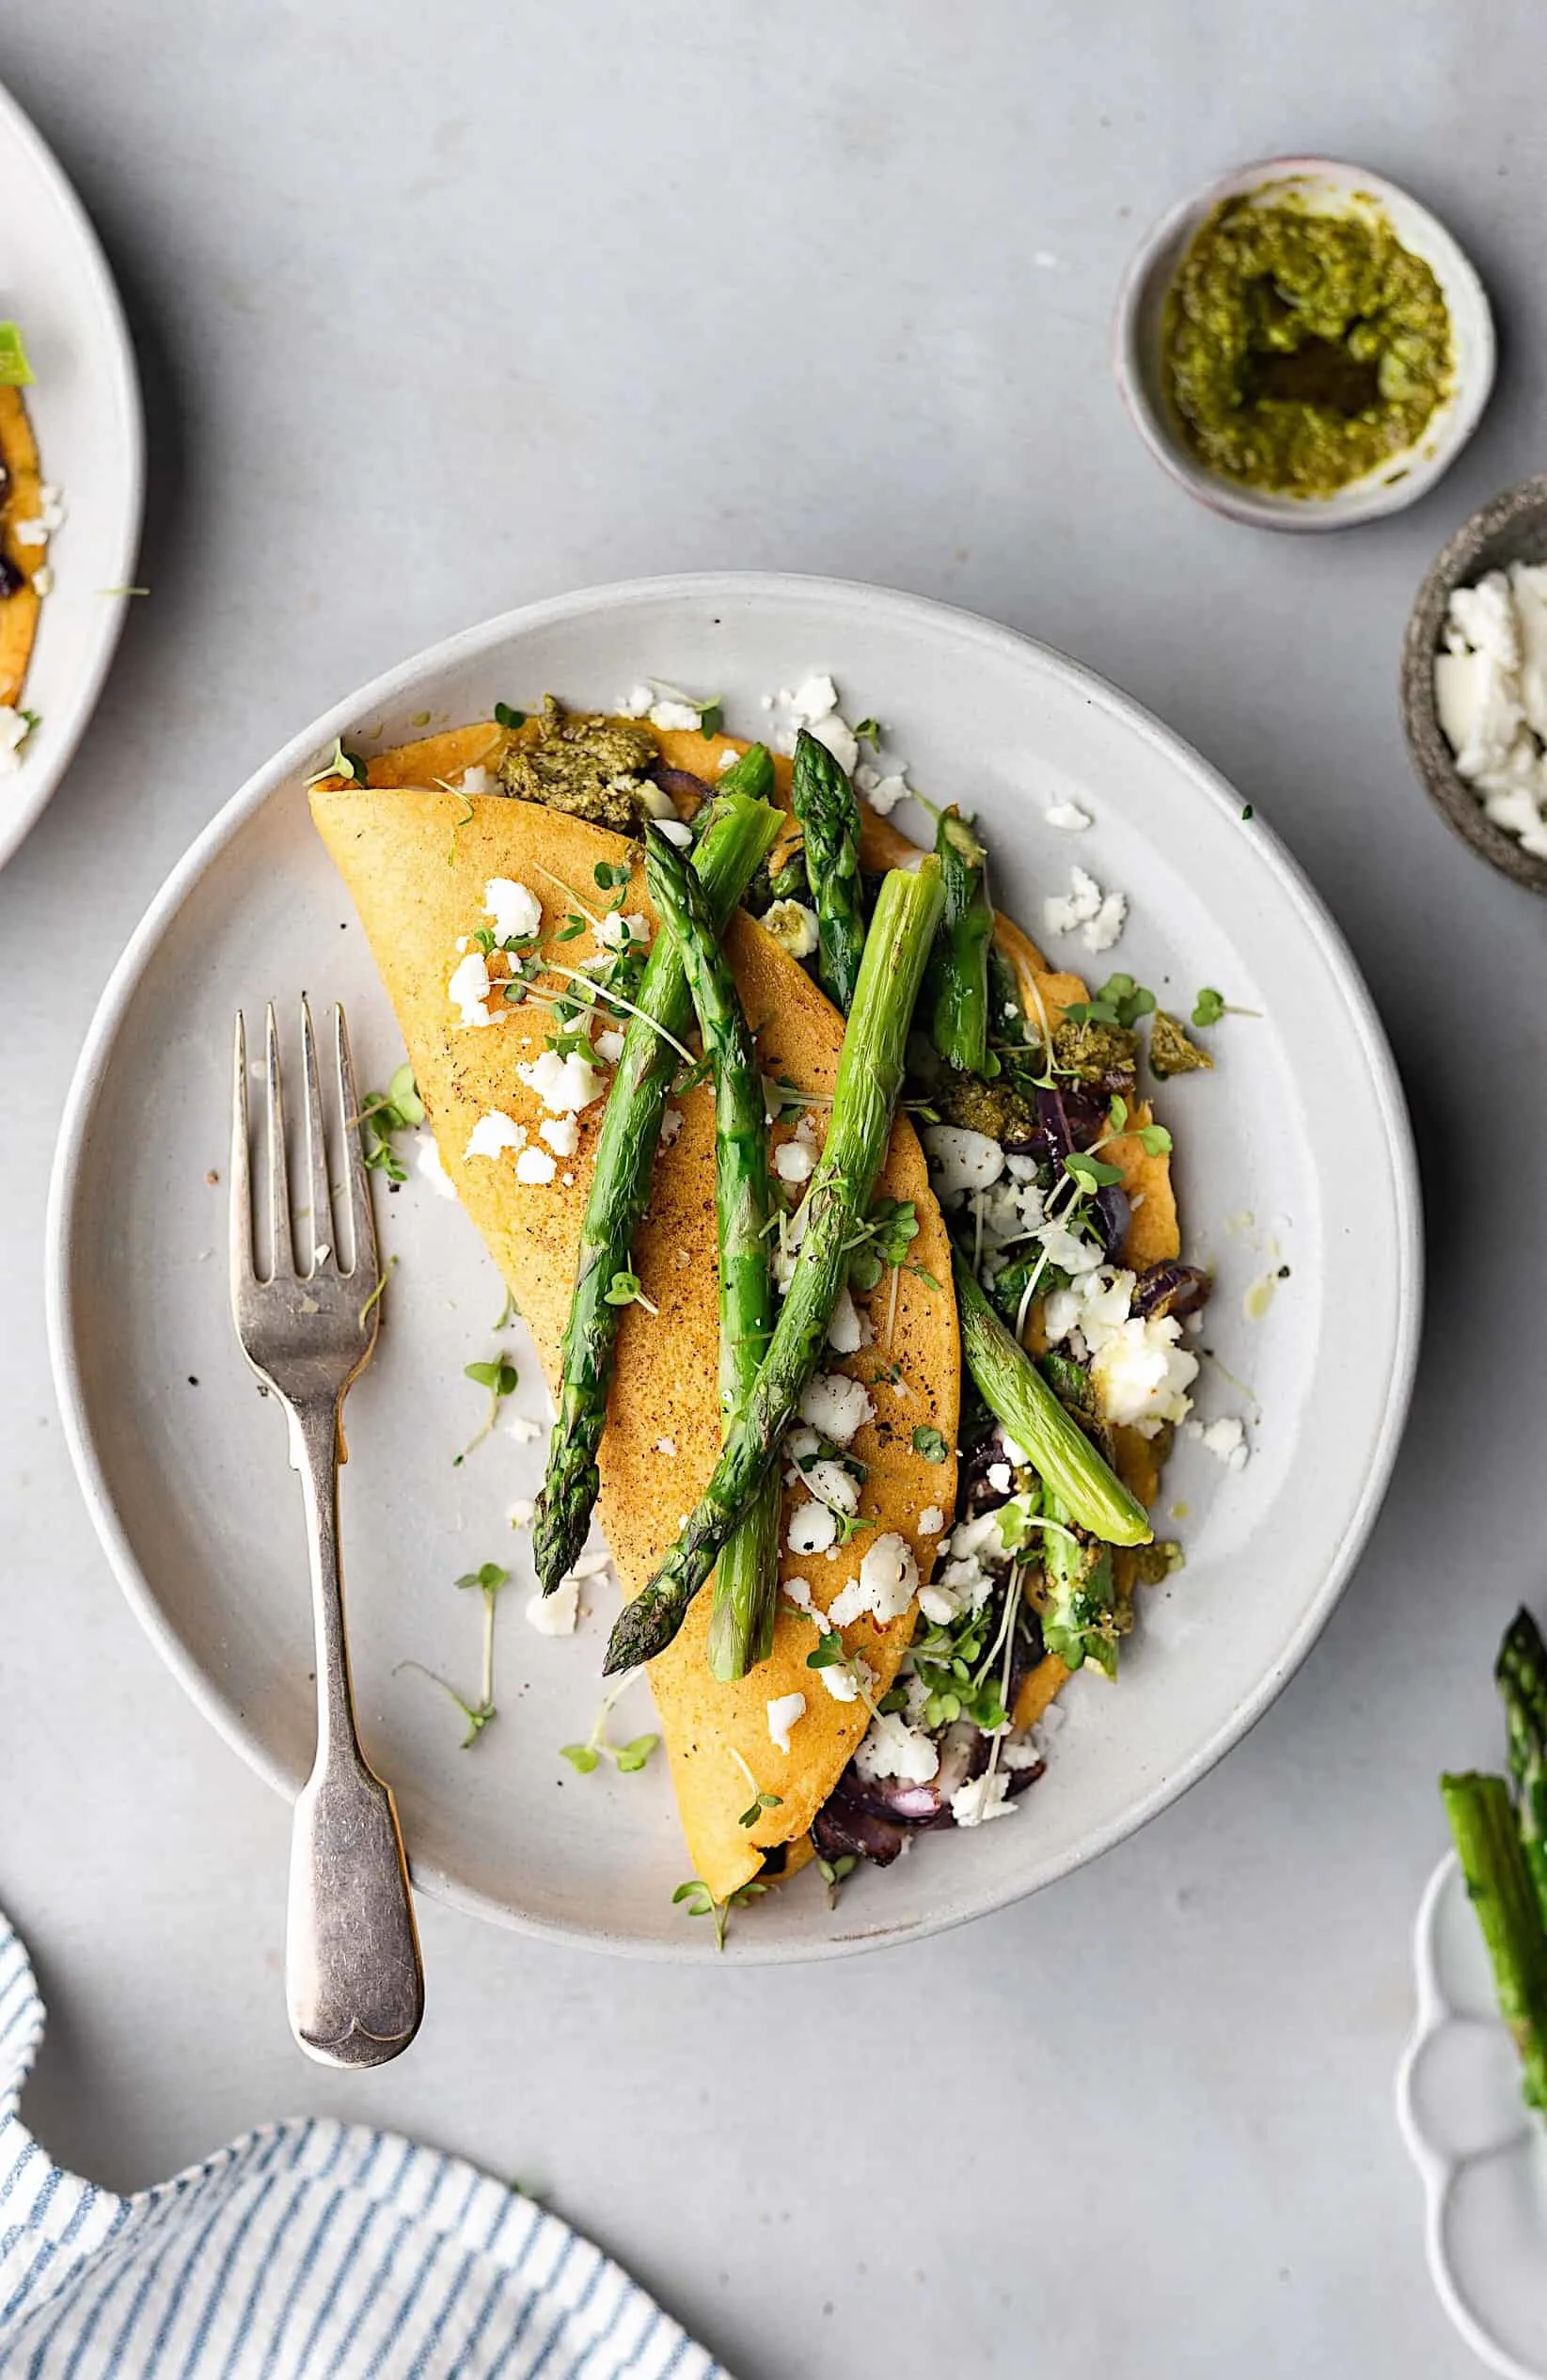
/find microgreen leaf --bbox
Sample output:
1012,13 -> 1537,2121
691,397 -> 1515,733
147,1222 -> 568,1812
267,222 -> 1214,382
305,736 -> 370,789
699,702 -> 724,739
1107,1093 -> 1129,1134
455,1357 -> 519,1463
1064,1151 -> 1125,1193
853,717 -> 882,744
1138,1122 -> 1173,1157
494,702 -> 527,730
0,322 -> 34,387
560,1742 -> 601,1773
1192,987 -> 1226,1027
806,1629 -> 846,1671
737,1789 -> 784,1827
593,861 -> 632,891
911,1425 -> 948,1463
615,1734 -> 660,1774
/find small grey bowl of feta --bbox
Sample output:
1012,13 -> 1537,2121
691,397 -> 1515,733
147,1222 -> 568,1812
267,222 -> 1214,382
1402,473 -> 1547,894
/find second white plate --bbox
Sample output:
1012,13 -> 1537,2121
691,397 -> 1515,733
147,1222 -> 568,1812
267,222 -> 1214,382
47,573 -> 1421,1960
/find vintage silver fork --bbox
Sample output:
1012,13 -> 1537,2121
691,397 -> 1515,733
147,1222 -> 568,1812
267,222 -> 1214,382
229,999 -> 423,2069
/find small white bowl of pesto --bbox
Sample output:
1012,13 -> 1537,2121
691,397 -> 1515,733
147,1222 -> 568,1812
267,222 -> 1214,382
1115,155 -> 1495,532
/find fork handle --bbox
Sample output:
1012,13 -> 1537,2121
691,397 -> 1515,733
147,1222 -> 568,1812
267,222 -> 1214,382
285,1398 -> 423,2068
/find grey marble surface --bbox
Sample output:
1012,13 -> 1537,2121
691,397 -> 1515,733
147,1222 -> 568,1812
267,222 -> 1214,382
1,3 -> 1534,2372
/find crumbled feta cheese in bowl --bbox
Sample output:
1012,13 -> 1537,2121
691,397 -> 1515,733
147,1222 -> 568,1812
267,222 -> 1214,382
539,1114 -> 579,1158
951,1770 -> 1015,1828
1043,865 -> 1127,953
594,1027 -> 626,1066
514,1146 -> 558,1185
766,1691 -> 807,1754
1045,798 -> 1093,832
597,910 -> 649,952
826,1285 -> 867,1355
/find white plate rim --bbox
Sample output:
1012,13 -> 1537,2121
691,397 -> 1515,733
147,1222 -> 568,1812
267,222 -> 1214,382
0,74 -> 145,871
45,571 -> 1423,1961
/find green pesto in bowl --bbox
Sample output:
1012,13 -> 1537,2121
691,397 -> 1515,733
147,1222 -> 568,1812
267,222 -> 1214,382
1164,195 -> 1453,500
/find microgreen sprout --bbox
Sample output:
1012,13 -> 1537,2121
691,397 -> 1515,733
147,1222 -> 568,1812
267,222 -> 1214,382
852,717 -> 882,744
1063,1150 -> 1125,1196
560,1669 -> 659,1776
815,1851 -> 859,1905
672,1875 -> 769,1950
455,1356 -> 519,1463
397,1559 -> 512,1747
305,736 -> 370,790
357,1254 -> 397,1332
1191,987 -> 1259,1027
1065,972 -> 1156,1031
355,1063 -> 425,1182
604,1269 -> 658,1314
911,1425 -> 948,1463
699,701 -> 724,739
493,702 -> 527,731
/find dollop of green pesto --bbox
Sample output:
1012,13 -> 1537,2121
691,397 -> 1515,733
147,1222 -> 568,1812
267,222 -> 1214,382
497,695 -> 658,832
1165,197 -> 1452,498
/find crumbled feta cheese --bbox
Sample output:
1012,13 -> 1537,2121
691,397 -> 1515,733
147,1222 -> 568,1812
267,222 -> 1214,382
517,1048 -> 607,1113
856,1712 -> 939,1785
923,1124 -> 1004,1200
449,949 -> 496,1027
526,1578 -> 579,1636
766,1691 -> 807,1754
829,1531 -> 918,1627
1043,865 -> 1127,953
818,1662 -> 859,1702
649,699 -> 706,733
660,1106 -> 685,1146
866,774 -> 908,816
917,1505 -> 946,1535
1435,563 -> 1547,856
461,765 -> 495,796
13,517 -> 48,548
655,1435 -> 678,1456
31,564 -> 52,597
505,1412 -> 544,1444
465,1110 -> 527,1161
807,1458 -> 860,1516
508,1498 -> 536,1528
827,1284 -> 866,1356
788,1500 -> 839,1556
987,1460 -> 1012,1494
1045,799 -> 1093,832
597,910 -> 649,952
570,1547 -> 616,1580
1082,890 -> 1128,954
539,1114 -> 578,1158
1092,1315 -> 1197,1431
621,683 -> 655,718
1191,1413 -> 1249,1470
515,1146 -> 558,1185
655,817 -> 694,848
793,673 -> 839,719
718,747 -> 738,771
415,1134 -> 457,1198
773,1137 -> 815,1184
798,1372 -> 875,1447
762,898 -> 820,960
595,1027 -> 626,1066
951,1770 -> 1015,1827
484,877 -> 542,942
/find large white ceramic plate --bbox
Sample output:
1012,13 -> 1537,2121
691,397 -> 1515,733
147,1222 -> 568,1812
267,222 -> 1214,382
47,575 -> 1420,1961
1398,1855 -> 1547,2378
0,78 -> 143,871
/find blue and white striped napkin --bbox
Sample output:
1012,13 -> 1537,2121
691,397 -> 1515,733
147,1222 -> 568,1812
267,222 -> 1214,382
0,1912 -> 725,2377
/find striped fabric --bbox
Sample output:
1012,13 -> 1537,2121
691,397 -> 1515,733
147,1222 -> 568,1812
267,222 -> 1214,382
0,1913 -> 725,2378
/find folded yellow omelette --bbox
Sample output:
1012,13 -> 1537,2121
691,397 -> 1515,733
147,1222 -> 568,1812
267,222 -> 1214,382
312,717 -> 1178,1899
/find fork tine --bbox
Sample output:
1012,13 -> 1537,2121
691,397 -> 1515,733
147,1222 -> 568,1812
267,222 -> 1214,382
299,998 -> 335,1274
230,1011 -> 254,1290
335,1003 -> 379,1287
265,1003 -> 295,1279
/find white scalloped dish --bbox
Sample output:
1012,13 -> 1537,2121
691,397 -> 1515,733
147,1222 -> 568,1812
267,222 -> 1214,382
1398,1854 -> 1547,2378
